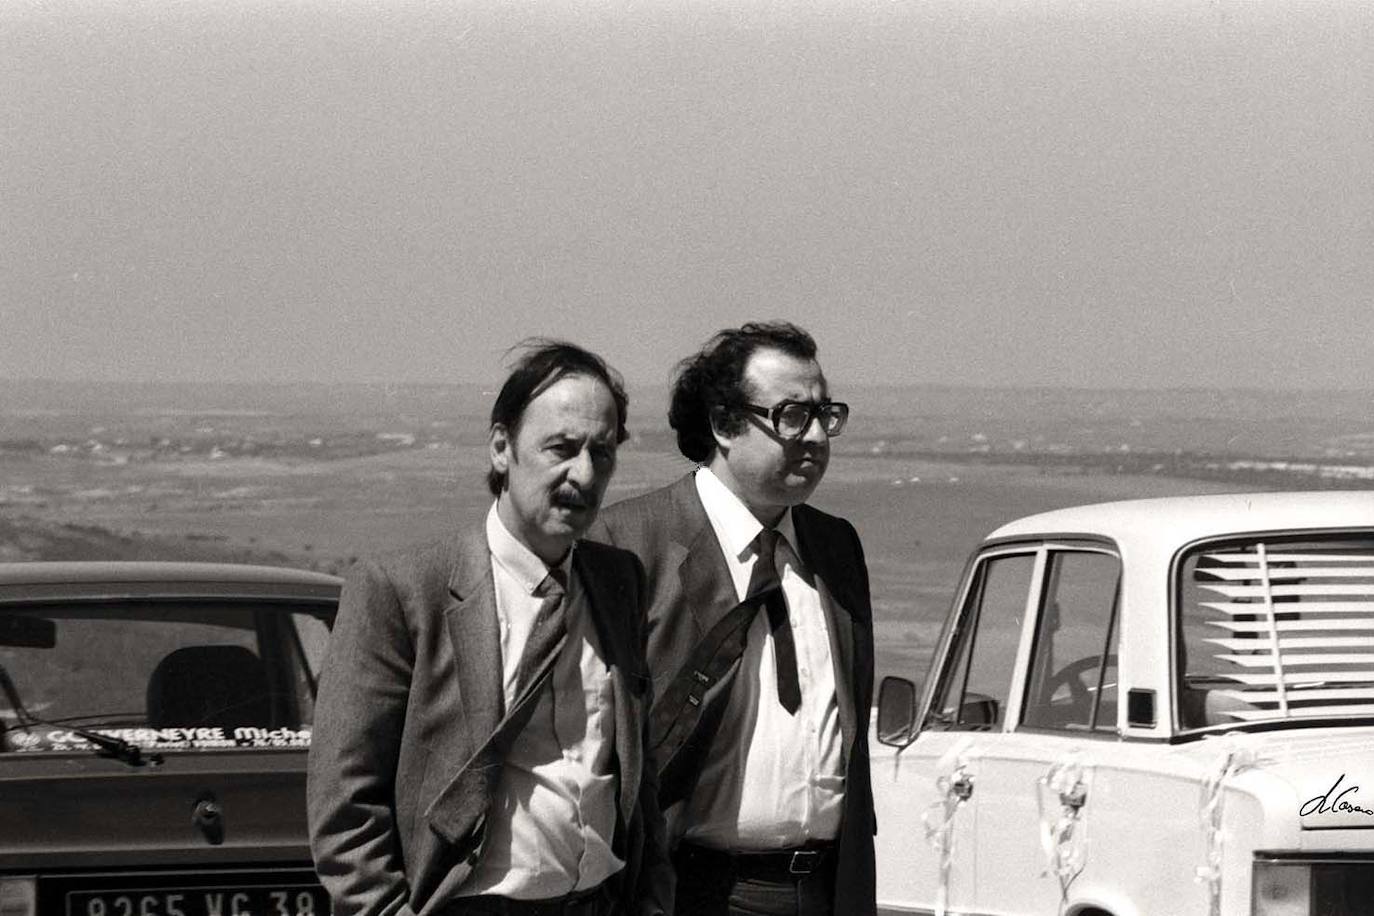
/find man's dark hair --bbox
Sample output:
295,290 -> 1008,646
486,339 -> 630,496
668,321 -> 818,463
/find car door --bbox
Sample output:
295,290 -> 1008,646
876,548 -> 1038,915
971,544 -> 1122,916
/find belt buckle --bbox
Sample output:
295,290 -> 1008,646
788,849 -> 821,875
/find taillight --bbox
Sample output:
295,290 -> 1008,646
1251,860 -> 1310,915
1254,856 -> 1374,916
0,877 -> 36,916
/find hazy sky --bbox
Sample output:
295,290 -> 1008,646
4,0 -> 1371,389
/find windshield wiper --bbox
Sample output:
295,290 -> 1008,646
0,662 -> 161,767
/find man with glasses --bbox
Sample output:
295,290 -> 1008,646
590,322 -> 875,916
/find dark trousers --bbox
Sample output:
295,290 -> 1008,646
442,882 -> 616,916
673,843 -> 837,916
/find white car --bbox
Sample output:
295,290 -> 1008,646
874,491 -> 1374,916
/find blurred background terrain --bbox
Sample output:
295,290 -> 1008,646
6,379 -> 1372,690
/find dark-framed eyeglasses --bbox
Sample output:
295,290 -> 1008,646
739,400 -> 849,439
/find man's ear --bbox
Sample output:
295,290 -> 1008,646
708,406 -> 733,454
490,424 -> 512,478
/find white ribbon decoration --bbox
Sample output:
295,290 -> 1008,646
1036,750 -> 1089,915
921,736 -> 975,916
1195,739 -> 1257,916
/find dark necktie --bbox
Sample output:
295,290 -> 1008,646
512,566 -> 569,706
750,528 -> 801,714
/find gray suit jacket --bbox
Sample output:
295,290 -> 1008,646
307,526 -> 672,916
590,473 -> 876,915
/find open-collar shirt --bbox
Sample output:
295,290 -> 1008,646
680,467 -> 845,849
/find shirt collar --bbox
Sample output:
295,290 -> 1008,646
485,500 -> 573,595
694,466 -> 796,562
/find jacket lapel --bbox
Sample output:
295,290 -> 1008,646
575,546 -> 644,822
443,527 -> 504,728
425,527 -> 503,843
670,477 -> 739,637
792,509 -> 858,758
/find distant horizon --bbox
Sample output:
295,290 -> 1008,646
4,374 -> 1374,396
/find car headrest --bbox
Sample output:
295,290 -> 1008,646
146,645 -> 273,730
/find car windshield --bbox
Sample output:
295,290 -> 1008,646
1178,534 -> 1374,731
0,599 -> 331,754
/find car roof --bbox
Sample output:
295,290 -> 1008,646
988,490 -> 1374,550
0,561 -> 342,605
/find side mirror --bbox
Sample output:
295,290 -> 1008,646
876,676 -> 919,747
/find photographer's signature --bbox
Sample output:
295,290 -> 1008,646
1300,774 -> 1374,817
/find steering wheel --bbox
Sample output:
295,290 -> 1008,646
1043,654 -> 1116,711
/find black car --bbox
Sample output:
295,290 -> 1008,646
0,562 -> 339,916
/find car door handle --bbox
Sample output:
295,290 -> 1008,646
951,774 -> 974,801
193,793 -> 225,845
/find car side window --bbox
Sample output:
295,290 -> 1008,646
289,611 -> 332,724
1022,550 -> 1121,732
927,552 -> 1035,730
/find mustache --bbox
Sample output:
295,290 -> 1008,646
553,488 -> 596,510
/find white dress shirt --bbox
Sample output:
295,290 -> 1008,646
459,503 -> 623,899
679,467 -> 845,850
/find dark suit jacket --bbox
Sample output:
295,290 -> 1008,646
589,472 -> 876,916
307,526 -> 673,916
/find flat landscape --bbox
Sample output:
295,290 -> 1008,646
4,380 -> 1373,691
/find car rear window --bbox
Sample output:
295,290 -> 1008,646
0,600 -> 331,754
1177,535 -> 1374,730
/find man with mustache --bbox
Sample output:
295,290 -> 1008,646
309,341 -> 672,916
590,322 -> 875,916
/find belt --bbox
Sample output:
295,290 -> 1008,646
453,882 -> 611,916
675,840 -> 836,882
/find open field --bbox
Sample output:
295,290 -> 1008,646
0,443 -> 1281,694
4,380 -> 1373,691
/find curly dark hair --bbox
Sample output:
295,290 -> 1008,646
487,339 -> 630,495
668,321 -> 818,463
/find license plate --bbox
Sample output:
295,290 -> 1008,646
67,885 -> 329,916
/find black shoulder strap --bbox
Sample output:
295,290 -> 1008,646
651,594 -> 764,806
